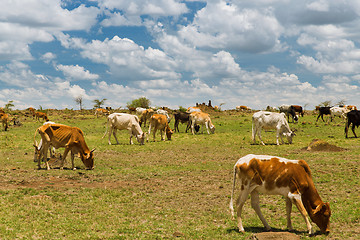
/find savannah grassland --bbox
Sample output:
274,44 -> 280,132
0,109 -> 359,239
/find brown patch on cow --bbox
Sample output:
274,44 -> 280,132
251,232 -> 300,240
304,139 -> 345,152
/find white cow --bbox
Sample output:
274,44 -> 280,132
330,106 -> 349,122
135,107 -> 147,115
252,111 -> 295,145
189,112 -> 215,135
103,113 -> 145,145
156,109 -> 171,123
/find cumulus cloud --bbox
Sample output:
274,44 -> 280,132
56,64 -> 99,81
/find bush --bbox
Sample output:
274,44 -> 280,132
126,97 -> 151,109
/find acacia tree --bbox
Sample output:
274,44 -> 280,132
4,100 -> 14,110
126,97 -> 151,109
75,96 -> 84,110
93,98 -> 107,109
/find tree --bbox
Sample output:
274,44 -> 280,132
75,96 -> 84,110
336,99 -> 346,107
126,97 -> 151,109
4,100 -> 14,110
319,100 -> 332,107
93,98 -> 107,109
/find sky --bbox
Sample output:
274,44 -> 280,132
1,0 -> 360,110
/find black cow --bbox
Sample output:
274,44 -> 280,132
279,105 -> 298,123
173,111 -> 199,133
345,110 -> 360,138
316,107 -> 332,122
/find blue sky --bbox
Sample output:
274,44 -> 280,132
1,0 -> 360,110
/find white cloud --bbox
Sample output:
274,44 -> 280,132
41,52 -> 57,63
56,64 -> 99,81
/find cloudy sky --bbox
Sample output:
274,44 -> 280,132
1,0 -> 360,110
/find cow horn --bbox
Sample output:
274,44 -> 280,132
90,148 -> 96,153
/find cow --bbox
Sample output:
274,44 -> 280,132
156,109 -> 171,123
345,110 -> 360,138
252,111 -> 295,145
279,105 -> 298,122
291,105 -> 304,117
0,113 -> 9,131
139,109 -> 154,127
35,111 -> 49,122
330,106 -> 349,122
173,111 -> 199,133
27,107 -> 36,117
147,114 -> 173,141
33,121 -> 57,163
229,154 -> 331,235
34,124 -> 95,170
186,106 -> 201,113
316,107 -> 332,122
345,105 -> 357,111
236,106 -> 251,112
189,111 -> 215,135
136,107 -> 147,115
103,113 -> 145,145
94,108 -> 109,117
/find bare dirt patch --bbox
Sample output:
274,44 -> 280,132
303,139 -> 345,152
249,232 -> 300,240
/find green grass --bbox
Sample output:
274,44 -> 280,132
0,110 -> 359,239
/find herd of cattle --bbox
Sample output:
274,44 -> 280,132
7,103 -> 358,235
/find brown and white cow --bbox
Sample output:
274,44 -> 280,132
0,113 -> 9,131
34,124 -> 95,170
147,114 -> 173,141
230,154 -> 331,235
189,111 -> 215,135
94,108 -> 109,117
35,111 -> 49,122
236,105 -> 251,112
103,113 -> 145,145
291,105 -> 304,117
139,109 -> 154,127
186,106 -> 201,113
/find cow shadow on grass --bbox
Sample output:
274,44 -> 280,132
226,226 -> 308,235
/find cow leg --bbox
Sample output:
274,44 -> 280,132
352,124 -> 357,138
59,147 -> 71,170
160,129 -> 164,141
257,129 -> 265,145
290,195 -> 313,234
70,151 -> 76,170
205,122 -> 210,134
250,191 -> 271,231
108,126 -> 113,145
286,198 -> 294,231
191,121 -> 195,135
112,129 -> 120,145
235,187 -> 251,232
42,143 -> 51,170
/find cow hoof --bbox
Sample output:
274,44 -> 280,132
73,168 -> 77,170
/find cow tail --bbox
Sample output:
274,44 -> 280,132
229,165 -> 238,219
33,127 -> 39,148
102,117 -> 110,139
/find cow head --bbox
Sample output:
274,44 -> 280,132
136,132 -> 146,145
210,124 -> 216,134
33,144 -> 41,162
82,148 -> 95,170
166,127 -> 174,140
283,131 -> 295,144
311,202 -> 331,234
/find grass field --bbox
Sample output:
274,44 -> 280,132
0,109 -> 359,239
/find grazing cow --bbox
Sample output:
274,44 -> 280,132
291,105 -> 304,117
279,105 -> 298,122
186,106 -> 201,113
252,111 -> 295,145
345,110 -> 360,138
173,111 -> 199,133
34,124 -> 95,170
35,111 -> 49,122
103,113 -> 145,145
330,106 -> 349,122
316,107 -> 332,122
0,113 -> 9,131
189,111 -> 215,135
94,108 -> 109,117
230,154 -> 331,235
27,107 -> 36,117
147,114 -> 173,141
139,109 -> 154,127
